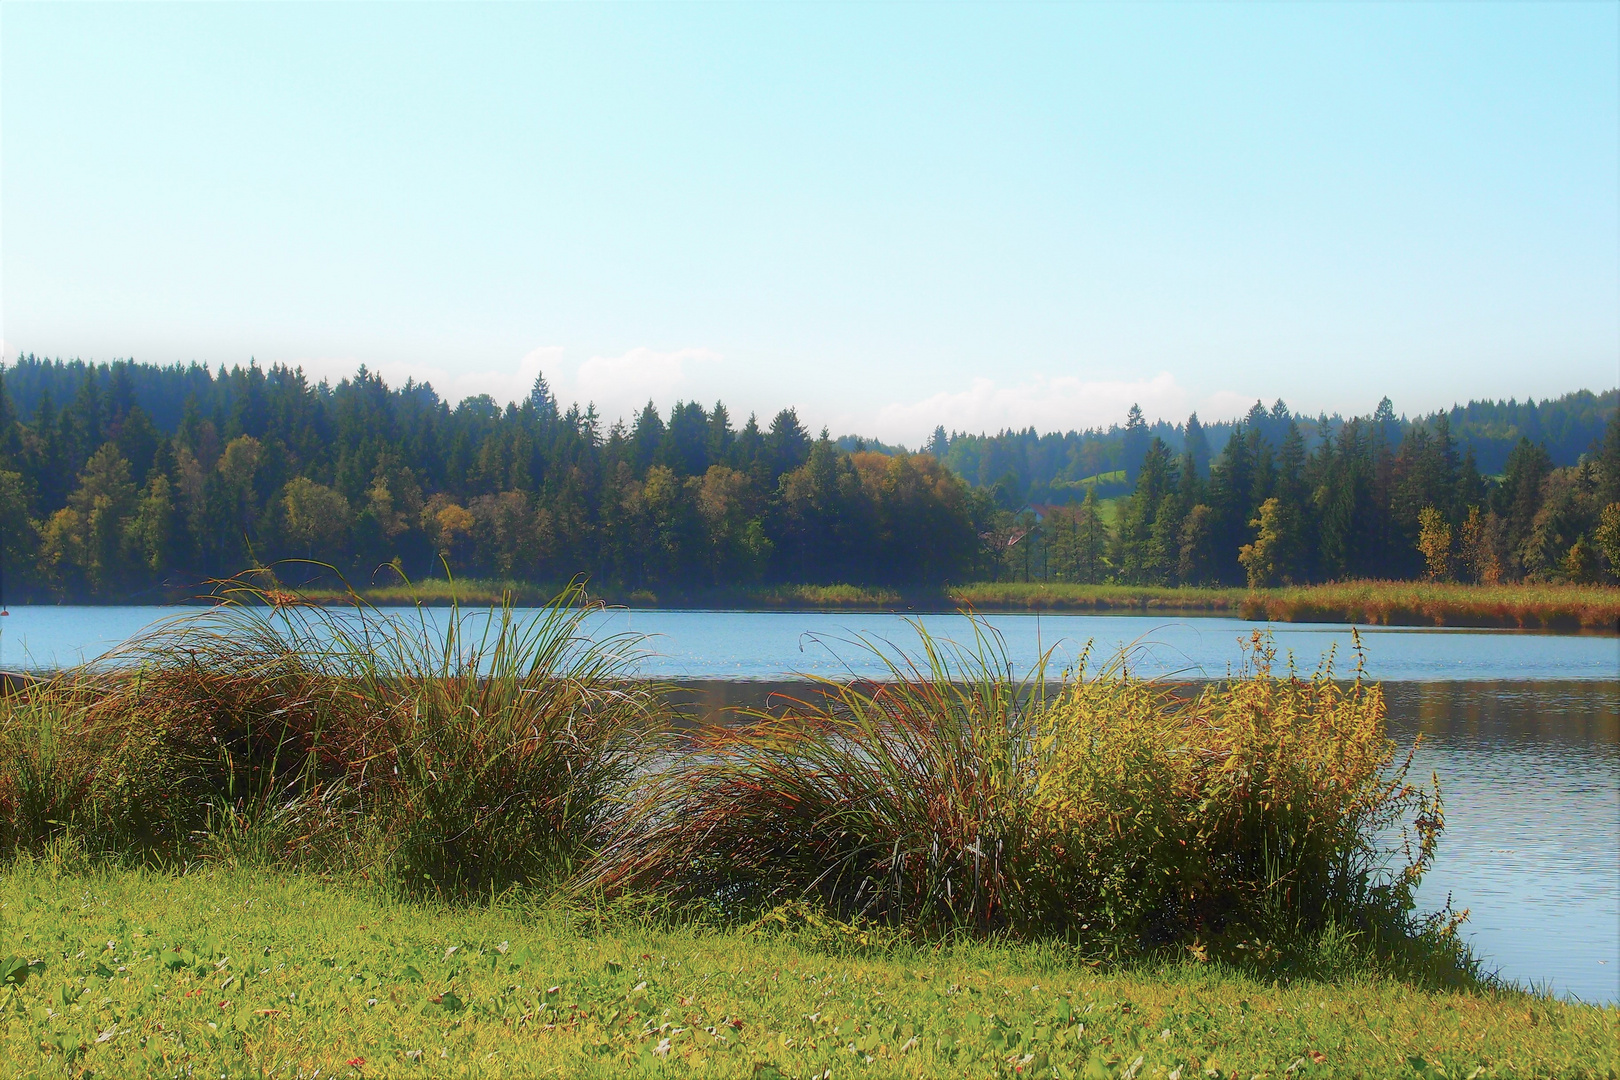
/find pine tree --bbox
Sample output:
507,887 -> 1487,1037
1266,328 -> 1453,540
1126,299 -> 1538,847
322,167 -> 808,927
1117,437 -> 1175,582
528,372 -> 560,424
1599,407 -> 1620,506
1075,487 -> 1109,584
1208,429 -> 1254,584
1122,404 -> 1149,485
1183,413 -> 1209,478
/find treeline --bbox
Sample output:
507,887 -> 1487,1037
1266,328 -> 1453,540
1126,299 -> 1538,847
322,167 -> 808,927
0,355 -> 1615,601
938,390 -> 1617,507
1012,399 -> 1620,588
0,357 -> 991,600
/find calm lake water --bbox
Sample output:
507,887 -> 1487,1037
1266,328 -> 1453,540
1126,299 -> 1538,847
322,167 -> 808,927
3,606 -> 1617,1002
4,605 -> 1618,681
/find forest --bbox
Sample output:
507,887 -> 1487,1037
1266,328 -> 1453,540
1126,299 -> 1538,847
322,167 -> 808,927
0,355 -> 1615,601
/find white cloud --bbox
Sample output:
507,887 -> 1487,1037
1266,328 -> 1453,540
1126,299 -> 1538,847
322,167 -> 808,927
873,372 -> 1192,443
286,350 -> 564,408
1199,390 -> 1256,424
572,346 -> 721,424
280,345 -> 719,423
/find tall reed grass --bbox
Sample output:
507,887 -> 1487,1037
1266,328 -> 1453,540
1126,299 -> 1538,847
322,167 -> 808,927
0,577 -> 660,896
583,622 -> 1058,932
949,579 -> 1619,630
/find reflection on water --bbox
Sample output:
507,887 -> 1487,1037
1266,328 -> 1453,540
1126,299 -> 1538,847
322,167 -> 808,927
667,679 -> 1620,1004
1384,682 -> 1618,1005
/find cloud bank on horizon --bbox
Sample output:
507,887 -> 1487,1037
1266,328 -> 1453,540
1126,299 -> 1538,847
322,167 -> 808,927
272,347 -> 1272,446
874,373 -> 1257,441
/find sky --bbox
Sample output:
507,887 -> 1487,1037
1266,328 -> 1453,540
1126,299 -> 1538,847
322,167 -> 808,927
2,2 -> 1616,446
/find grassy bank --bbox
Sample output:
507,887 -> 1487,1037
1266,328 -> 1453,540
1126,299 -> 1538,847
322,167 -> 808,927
286,577 -> 1620,631
2,861 -> 1612,1079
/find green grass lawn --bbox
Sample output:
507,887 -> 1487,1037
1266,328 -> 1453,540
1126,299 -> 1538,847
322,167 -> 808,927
2,862 -> 1613,1079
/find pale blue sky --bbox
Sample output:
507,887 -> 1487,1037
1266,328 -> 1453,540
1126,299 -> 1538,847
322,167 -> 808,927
3,2 -> 1616,443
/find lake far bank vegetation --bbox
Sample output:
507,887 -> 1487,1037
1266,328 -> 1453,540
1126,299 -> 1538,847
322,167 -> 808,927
1,358 -> 1618,608
1,588 -> 1611,1075
280,576 -> 1620,631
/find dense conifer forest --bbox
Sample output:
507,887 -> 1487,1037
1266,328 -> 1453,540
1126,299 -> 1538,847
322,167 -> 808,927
0,356 -> 1615,601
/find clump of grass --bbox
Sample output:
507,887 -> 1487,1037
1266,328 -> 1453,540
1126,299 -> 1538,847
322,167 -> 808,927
590,622 -> 1468,980
0,576 -> 661,897
585,621 -> 1057,932
0,679 -> 108,856
349,585 -> 663,897
0,593 -> 403,864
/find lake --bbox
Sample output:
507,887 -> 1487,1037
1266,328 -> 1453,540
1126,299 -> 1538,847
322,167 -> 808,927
5,605 -> 1619,680
3,605 -> 1617,1002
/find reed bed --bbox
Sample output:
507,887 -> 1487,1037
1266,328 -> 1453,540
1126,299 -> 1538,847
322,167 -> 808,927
298,578 -> 909,610
0,579 -> 660,896
291,575 -> 1619,630
1241,579 -> 1620,630
950,580 -> 1620,629
1,586 -> 1475,982
297,576 -> 562,608
949,582 -> 1247,613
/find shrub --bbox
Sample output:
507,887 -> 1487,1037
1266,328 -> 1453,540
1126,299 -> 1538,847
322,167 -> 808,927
1029,632 -> 1444,956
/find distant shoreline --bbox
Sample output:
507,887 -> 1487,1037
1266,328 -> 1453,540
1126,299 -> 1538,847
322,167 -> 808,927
303,579 -> 1620,631
18,578 -> 1611,632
